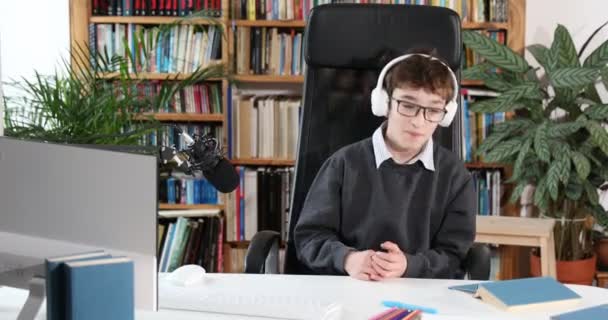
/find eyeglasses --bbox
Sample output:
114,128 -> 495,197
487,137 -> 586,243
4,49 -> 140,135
390,97 -> 447,123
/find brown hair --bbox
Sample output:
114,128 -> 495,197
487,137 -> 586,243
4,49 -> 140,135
384,48 -> 455,104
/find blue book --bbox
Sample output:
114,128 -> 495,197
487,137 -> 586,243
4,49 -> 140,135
45,251 -> 111,320
448,283 -> 481,294
63,257 -> 134,320
476,277 -> 581,311
550,304 -> 608,320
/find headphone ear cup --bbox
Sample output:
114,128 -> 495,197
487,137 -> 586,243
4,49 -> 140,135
439,100 -> 458,127
371,88 -> 389,117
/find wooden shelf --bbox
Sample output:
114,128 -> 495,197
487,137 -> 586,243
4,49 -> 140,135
462,22 -> 509,30
233,75 -> 304,83
133,113 -> 224,122
231,158 -> 295,166
234,19 -> 306,28
233,20 -> 507,30
159,203 -> 224,210
98,72 -> 223,81
462,79 -> 485,86
227,240 -> 286,248
465,162 -> 507,170
90,16 -> 223,25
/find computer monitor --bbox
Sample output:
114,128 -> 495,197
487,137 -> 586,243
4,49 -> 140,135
0,137 -> 158,311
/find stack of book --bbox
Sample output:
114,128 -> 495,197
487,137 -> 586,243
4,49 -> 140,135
45,251 -> 134,320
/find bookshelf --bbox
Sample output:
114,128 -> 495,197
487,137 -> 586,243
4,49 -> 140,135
69,0 -> 526,276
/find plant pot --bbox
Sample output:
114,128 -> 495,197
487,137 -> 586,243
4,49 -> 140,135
594,237 -> 608,271
530,252 -> 597,285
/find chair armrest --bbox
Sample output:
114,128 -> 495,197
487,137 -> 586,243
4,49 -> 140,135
244,230 -> 281,274
465,243 -> 491,280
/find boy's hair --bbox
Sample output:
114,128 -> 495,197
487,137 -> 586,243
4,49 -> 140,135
384,48 -> 455,105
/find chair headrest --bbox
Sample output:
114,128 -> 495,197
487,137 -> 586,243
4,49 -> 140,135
304,4 -> 462,71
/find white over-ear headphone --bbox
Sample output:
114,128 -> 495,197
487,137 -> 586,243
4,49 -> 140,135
370,53 -> 459,127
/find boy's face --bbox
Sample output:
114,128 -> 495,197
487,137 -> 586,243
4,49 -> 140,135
385,86 -> 446,152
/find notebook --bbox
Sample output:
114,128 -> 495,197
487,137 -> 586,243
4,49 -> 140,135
475,277 -> 581,311
550,304 -> 608,320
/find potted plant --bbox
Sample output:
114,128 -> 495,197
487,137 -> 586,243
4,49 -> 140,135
462,22 -> 608,285
3,12 -> 226,146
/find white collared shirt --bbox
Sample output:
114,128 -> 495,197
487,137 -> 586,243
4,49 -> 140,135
372,122 -> 435,171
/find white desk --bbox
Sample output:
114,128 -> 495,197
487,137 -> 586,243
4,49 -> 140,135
2,273 -> 608,320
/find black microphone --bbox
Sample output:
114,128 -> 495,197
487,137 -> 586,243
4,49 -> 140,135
160,127 -> 239,193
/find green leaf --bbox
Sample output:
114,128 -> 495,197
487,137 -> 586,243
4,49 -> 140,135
572,151 -> 591,180
462,63 -> 493,80
589,203 -> 608,229
549,67 -> 600,88
603,68 -> 608,93
551,25 -> 581,68
585,120 -> 608,155
484,140 -> 523,162
565,176 -> 584,201
463,30 -> 530,73
492,119 -> 535,134
583,38 -> 608,67
469,83 -> 540,113
477,131 -> 509,155
546,122 -> 582,138
534,177 -> 549,210
527,44 -> 555,72
584,104 -> 608,120
546,162 -> 562,201
534,123 -> 551,162
509,181 -> 528,204
584,181 -> 599,205
484,76 -> 514,92
512,138 -> 532,180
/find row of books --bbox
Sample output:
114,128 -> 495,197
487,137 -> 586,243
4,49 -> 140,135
106,81 -> 223,114
235,27 -> 304,76
137,123 -> 223,150
158,216 -> 224,273
471,169 -> 502,216
90,23 -> 221,73
230,95 -> 301,160
224,167 -> 294,242
159,174 -> 221,204
460,88 -> 505,163
231,0 -> 508,23
91,0 -> 223,17
463,30 -> 506,69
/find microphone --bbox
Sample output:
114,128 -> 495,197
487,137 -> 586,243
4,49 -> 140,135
159,127 -> 239,193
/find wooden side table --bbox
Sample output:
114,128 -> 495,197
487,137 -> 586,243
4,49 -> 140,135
596,271 -> 608,288
475,215 -> 557,278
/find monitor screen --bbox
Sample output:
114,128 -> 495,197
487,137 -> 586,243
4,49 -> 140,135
0,137 -> 158,311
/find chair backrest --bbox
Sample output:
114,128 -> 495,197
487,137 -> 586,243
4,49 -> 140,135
284,4 -> 463,274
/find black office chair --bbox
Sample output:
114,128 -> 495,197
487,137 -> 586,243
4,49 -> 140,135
244,3 -> 490,281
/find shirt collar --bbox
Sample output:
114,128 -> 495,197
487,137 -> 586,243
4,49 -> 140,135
372,122 -> 435,171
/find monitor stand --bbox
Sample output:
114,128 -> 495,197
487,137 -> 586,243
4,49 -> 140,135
17,276 -> 45,320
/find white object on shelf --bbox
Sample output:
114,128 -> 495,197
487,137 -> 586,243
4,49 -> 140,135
158,209 -> 221,218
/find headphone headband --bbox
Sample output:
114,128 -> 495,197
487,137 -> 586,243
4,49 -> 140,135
375,53 -> 459,103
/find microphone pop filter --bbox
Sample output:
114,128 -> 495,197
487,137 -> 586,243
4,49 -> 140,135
203,158 -> 239,193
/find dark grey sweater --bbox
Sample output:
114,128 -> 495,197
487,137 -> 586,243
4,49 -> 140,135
293,137 -> 476,279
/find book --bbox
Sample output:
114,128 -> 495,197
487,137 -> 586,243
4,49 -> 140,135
550,304 -> 608,320
448,283 -> 481,294
45,251 -> 111,320
475,277 -> 581,311
64,257 -> 134,320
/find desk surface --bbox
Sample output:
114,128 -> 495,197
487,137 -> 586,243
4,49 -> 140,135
2,273 -> 608,320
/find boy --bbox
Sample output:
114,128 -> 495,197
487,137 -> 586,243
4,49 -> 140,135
293,51 -> 476,280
